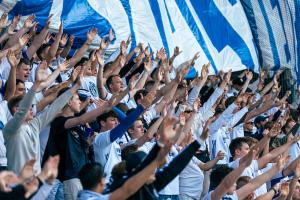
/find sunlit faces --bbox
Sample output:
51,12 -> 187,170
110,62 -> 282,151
17,63 -> 30,81
15,81 -> 26,96
128,120 -> 145,139
68,94 -> 81,113
235,143 -> 250,158
100,117 -> 119,131
109,76 -> 124,93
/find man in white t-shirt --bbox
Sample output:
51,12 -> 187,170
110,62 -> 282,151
93,103 -> 146,183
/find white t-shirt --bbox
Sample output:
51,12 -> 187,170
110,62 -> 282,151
210,127 -> 231,164
204,191 -> 238,200
179,157 -> 204,199
159,145 -> 180,195
0,57 -> 11,80
93,130 -> 122,183
288,127 -> 300,163
228,159 -> 259,178
0,100 -> 11,166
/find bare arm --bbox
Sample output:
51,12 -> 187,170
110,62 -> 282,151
26,16 -> 51,59
211,149 -> 255,200
96,53 -> 107,99
4,51 -> 19,100
236,159 -> 286,200
45,22 -> 63,63
109,145 -> 168,200
199,151 -> 225,171
60,35 -> 74,58
69,28 -> 98,68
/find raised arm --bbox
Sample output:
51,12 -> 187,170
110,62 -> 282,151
236,156 -> 288,200
96,52 -> 108,99
257,136 -> 300,169
26,15 -> 52,60
211,148 -> 256,200
69,28 -> 97,68
4,51 -> 19,100
109,144 -> 169,200
45,21 -> 63,63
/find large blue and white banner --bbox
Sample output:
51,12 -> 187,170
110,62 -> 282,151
240,0 -> 300,83
0,0 -> 259,73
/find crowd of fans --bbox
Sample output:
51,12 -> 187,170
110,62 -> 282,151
0,12 -> 300,200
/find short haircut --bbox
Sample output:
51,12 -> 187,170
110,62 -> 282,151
17,58 -> 31,69
16,79 -> 25,85
96,110 -> 118,124
36,44 -> 50,61
210,165 -> 233,189
74,57 -> 89,68
7,95 -> 24,114
229,137 -> 249,157
106,74 -> 120,90
134,89 -> 148,103
121,144 -> 139,160
79,162 -> 104,190
244,136 -> 258,148
111,161 -> 127,180
236,176 -> 251,189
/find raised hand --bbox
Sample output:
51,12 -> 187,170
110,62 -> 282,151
173,46 -> 182,57
280,182 -> 289,197
36,61 -> 49,82
120,41 -> 127,55
144,59 -> 153,73
69,35 -> 75,46
0,171 -> 19,192
39,155 -> 59,184
7,15 -> 20,35
159,116 -> 178,143
24,15 -> 36,29
45,14 -> 53,29
216,151 -> 225,161
200,63 -> 210,80
0,12 -> 8,29
140,91 -> 156,109
71,67 -> 81,83
7,50 -> 20,67
276,154 -> 290,171
156,47 -> 166,60
19,33 -> 32,47
245,70 -> 253,80
60,34 -> 69,47
96,51 -> 105,66
109,28 -> 114,42
20,159 -> 36,181
190,52 -> 200,66
126,34 -> 131,48
87,28 -> 98,43
58,60 -> 70,72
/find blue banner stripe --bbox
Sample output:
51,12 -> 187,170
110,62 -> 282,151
190,0 -> 255,70
119,0 -> 136,53
257,1 -> 281,68
163,0 -> 176,33
148,0 -> 170,56
60,0 -> 113,49
175,0 -> 218,74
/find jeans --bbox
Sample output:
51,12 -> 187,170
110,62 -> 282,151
63,178 -> 82,200
159,194 -> 180,200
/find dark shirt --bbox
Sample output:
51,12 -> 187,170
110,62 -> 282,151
42,116 -> 90,181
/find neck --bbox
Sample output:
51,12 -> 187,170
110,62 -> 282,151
62,107 -> 75,117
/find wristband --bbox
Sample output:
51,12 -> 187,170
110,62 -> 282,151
270,187 -> 278,196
